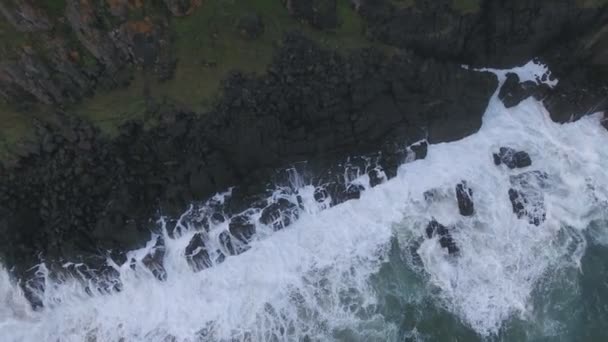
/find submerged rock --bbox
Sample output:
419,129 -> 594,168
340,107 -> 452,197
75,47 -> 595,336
508,171 -> 549,226
425,220 -> 459,255
455,181 -> 474,217
493,147 -> 532,169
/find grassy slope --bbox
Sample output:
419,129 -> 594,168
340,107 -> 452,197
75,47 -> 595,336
69,0 -> 371,135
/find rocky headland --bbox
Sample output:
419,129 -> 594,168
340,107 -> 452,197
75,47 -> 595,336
0,0 -> 606,298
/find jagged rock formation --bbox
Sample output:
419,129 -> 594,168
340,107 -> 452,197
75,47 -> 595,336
0,34 -> 496,281
0,0 -> 607,296
0,0 -> 176,105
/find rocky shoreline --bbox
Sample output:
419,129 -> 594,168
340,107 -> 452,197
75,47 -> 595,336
0,0 -> 607,296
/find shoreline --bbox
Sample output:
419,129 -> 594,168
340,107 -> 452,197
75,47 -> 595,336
0,0 -> 607,287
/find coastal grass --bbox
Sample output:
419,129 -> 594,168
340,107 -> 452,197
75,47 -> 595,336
0,102 -> 37,160
71,0 -> 372,135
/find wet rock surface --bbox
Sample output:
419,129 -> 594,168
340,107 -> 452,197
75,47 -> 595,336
425,220 -> 459,255
494,147 -> 532,169
498,73 -> 550,108
508,171 -> 550,226
455,181 -> 474,217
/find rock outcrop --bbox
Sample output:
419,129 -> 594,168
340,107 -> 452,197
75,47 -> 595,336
493,147 -> 532,169
455,181 -> 474,217
0,0 -> 176,106
0,0 -> 52,32
354,0 -> 608,122
0,34 -> 495,282
425,220 -> 459,255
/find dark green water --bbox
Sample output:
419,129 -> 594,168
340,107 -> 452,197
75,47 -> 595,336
350,228 -> 608,342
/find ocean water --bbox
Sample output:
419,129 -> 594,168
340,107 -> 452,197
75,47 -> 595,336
1,63 -> 607,341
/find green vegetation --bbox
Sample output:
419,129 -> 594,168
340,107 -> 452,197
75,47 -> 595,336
0,0 -> 375,154
451,0 -> 481,14
0,101 -> 37,160
39,0 -> 67,17
71,0 -> 373,134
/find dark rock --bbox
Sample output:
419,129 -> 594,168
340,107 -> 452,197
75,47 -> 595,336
508,171 -> 549,226
493,147 -> 532,169
425,220 -> 459,255
368,168 -> 384,187
237,13 -> 264,40
499,73 -> 549,108
409,141 -> 428,160
314,187 -> 329,203
185,233 -> 211,272
229,215 -> 256,243
141,237 -> 166,280
218,231 -> 235,256
259,198 -> 298,230
455,181 -> 474,217
344,183 -> 365,201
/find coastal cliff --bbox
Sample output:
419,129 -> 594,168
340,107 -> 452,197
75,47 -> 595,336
0,0 -> 607,290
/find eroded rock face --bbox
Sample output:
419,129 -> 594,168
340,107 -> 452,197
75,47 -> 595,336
356,0 -> 602,67
185,233 -> 212,272
65,0 -> 129,75
0,38 -> 95,105
0,0 -> 53,32
355,0 -> 608,123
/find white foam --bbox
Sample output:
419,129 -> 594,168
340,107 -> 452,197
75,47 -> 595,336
1,63 -> 608,341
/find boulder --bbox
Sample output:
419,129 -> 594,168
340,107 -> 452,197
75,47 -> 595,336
498,73 -> 549,108
508,171 -> 549,226
425,220 -> 459,255
493,147 -> 532,169
367,168 -> 384,187
455,181 -> 474,216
